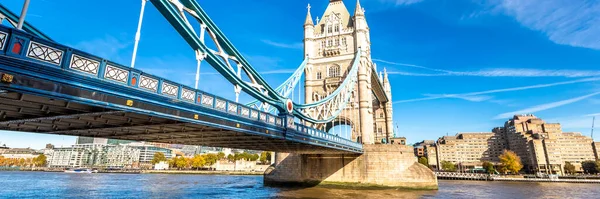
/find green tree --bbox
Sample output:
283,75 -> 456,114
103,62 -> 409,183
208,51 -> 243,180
499,150 -> 523,174
203,153 -> 218,166
259,151 -> 271,164
227,154 -> 235,162
564,162 -> 576,175
191,155 -> 206,170
482,161 -> 496,174
33,154 -> 47,167
418,157 -> 428,167
582,160 -> 600,174
151,152 -> 168,165
251,154 -> 259,161
441,161 -> 456,172
217,152 -> 225,160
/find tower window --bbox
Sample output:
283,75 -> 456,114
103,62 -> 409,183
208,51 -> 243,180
328,65 -> 340,77
380,112 -> 384,118
316,72 -> 322,80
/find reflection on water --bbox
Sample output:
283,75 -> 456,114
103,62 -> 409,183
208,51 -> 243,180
0,172 -> 597,198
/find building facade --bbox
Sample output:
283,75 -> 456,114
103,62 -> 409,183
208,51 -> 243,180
429,114 -> 597,174
303,0 -> 393,144
501,114 -> 595,174
47,144 -> 141,168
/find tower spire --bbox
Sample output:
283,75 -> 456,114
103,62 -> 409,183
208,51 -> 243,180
304,4 -> 314,26
355,0 -> 364,16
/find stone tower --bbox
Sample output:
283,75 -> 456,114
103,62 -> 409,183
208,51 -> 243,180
303,0 -> 394,144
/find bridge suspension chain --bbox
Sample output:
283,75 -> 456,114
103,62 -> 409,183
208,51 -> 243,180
149,0 -> 360,124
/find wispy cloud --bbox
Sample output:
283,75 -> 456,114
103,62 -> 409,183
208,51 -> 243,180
494,91 -> 600,119
375,59 -> 600,78
261,39 -> 303,50
585,113 -> 600,117
394,77 -> 600,104
376,0 -> 425,6
492,0 -> 600,50
422,94 -> 493,102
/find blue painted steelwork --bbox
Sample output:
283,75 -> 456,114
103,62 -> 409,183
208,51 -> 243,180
147,0 -> 361,124
0,25 -> 363,153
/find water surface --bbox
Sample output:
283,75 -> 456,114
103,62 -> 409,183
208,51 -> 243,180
0,171 -> 596,198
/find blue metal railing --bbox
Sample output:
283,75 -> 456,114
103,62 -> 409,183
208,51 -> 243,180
0,25 -> 362,151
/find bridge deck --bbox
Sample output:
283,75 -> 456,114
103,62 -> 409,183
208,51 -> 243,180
0,25 -> 362,154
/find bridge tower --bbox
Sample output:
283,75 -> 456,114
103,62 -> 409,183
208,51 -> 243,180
303,0 -> 393,144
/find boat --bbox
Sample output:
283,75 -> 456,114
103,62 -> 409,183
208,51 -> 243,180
64,168 -> 98,173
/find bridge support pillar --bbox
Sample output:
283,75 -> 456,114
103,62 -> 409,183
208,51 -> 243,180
264,145 -> 438,189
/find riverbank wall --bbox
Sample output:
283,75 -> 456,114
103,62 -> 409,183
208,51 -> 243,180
436,172 -> 600,184
264,144 -> 438,190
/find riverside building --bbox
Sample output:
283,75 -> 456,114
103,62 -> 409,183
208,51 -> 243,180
427,114 -> 597,174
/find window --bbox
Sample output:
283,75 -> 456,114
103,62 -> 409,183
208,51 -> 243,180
327,26 -> 332,33
335,39 -> 339,46
334,25 -> 339,32
316,72 -> 322,80
328,65 -> 340,77
342,38 -> 347,45
378,127 -> 383,134
380,112 -> 384,118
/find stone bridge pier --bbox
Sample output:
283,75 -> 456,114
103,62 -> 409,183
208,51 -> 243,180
264,144 -> 438,189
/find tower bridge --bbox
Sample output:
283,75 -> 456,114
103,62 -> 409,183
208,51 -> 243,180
0,0 -> 437,189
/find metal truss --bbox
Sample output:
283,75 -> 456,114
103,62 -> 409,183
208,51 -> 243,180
148,0 -> 359,124
246,57 -> 308,113
294,50 -> 361,123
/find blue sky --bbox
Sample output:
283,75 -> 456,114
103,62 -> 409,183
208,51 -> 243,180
1,0 -> 599,148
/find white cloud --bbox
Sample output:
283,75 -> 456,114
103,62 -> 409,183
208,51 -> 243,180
585,113 -> 600,117
395,77 -> 600,103
375,59 -> 600,78
377,0 -> 425,6
423,94 -> 493,102
261,39 -> 303,50
494,0 -> 600,50
494,91 -> 600,119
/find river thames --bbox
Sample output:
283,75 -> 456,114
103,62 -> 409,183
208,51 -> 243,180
0,171 -> 597,198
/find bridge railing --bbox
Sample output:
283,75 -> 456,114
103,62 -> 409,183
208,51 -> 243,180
0,25 -> 283,129
294,123 -> 362,149
0,25 -> 362,151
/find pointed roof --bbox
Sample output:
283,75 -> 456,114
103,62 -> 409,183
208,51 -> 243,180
355,0 -> 364,16
314,0 -> 353,34
305,4 -> 314,26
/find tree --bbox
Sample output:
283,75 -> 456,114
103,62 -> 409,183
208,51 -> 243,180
217,152 -> 225,160
564,162 -> 576,175
191,155 -> 206,170
441,161 -> 456,172
418,157 -> 428,167
499,150 -> 522,174
175,156 -> 188,169
582,160 -> 600,174
259,151 -> 272,164
482,161 -> 496,174
203,153 -> 218,166
33,154 -> 47,167
151,152 -> 168,165
227,154 -> 234,162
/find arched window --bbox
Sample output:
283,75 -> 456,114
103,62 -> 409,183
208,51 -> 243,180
328,65 -> 340,77
316,72 -> 322,80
